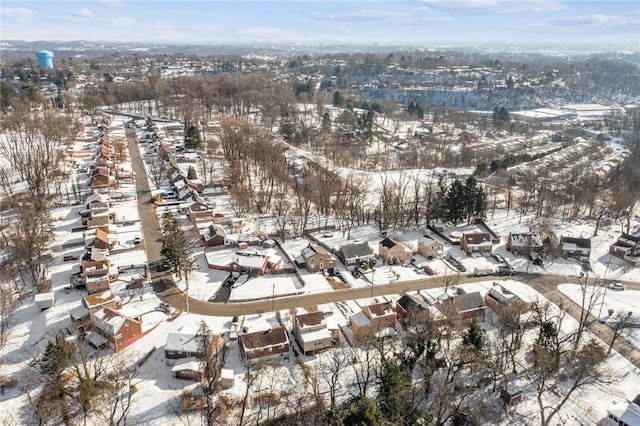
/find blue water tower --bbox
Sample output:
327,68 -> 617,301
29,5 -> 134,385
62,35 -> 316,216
36,50 -> 54,69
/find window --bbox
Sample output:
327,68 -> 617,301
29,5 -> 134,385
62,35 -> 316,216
167,350 -> 175,355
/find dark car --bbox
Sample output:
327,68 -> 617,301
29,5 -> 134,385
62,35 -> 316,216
423,265 -> 437,276
63,255 -> 78,261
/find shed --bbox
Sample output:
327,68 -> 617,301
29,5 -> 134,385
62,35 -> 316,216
221,368 -> 235,388
500,386 -> 523,406
35,292 -> 55,310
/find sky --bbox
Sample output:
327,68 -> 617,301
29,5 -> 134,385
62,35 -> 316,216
1,1 -> 639,49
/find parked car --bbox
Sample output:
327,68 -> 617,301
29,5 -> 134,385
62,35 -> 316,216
134,236 -> 142,244
492,253 -> 506,263
423,265 -> 437,276
608,282 -> 626,291
63,255 -> 78,261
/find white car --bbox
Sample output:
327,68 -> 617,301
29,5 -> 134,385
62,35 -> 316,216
608,282 -> 626,291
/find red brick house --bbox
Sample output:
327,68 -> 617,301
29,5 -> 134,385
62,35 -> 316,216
238,326 -> 289,364
90,307 -> 143,352
82,259 -> 115,295
506,232 -> 543,256
609,234 -> 640,260
395,293 -> 429,326
350,301 -> 396,341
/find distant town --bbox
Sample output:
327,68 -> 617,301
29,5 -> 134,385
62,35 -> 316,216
0,41 -> 639,426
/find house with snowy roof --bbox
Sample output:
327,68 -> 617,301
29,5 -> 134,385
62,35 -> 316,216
506,232 -> 544,256
609,234 -> 640,265
603,394 -> 640,426
460,233 -> 493,255
300,244 -> 336,272
378,237 -> 413,264
442,291 -> 486,322
293,311 -> 338,355
90,306 -> 143,351
417,236 -> 445,259
560,236 -> 591,260
350,301 -> 396,341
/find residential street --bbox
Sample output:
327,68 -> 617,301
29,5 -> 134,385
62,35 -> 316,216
124,124 -> 640,369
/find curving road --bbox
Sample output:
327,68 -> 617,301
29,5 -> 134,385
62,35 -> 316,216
124,122 -> 640,369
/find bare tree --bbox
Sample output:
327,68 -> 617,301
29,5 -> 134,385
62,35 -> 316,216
607,310 -> 635,354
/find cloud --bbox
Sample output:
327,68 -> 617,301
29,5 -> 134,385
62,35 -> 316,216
72,8 -> 94,18
419,0 -> 566,14
111,17 -> 136,27
311,9 -> 410,22
551,14 -> 639,27
0,7 -> 35,21
98,0 -> 125,8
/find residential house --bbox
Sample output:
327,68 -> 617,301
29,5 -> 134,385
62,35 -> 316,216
188,202 -> 212,225
443,291 -> 486,322
337,241 -> 373,268
165,324 -> 206,365
485,284 -> 529,316
238,326 -> 290,364
86,228 -> 111,251
395,293 -> 429,326
293,311 -> 337,355
460,233 -> 493,255
82,290 -> 119,319
203,224 -> 227,247
603,394 -> 640,426
350,301 -> 396,341
506,232 -> 544,256
82,259 -> 114,295
90,167 -> 111,192
300,244 -> 336,273
90,306 -> 143,351
229,253 -> 269,275
86,201 -> 111,228
560,236 -> 591,260
171,358 -> 202,381
378,237 -> 413,264
417,236 -> 445,259
609,234 -> 640,260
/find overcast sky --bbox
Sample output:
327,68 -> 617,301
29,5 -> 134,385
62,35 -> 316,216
1,1 -> 639,49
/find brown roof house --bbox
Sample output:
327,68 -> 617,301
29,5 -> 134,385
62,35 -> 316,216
301,244 -> 336,273
337,241 -> 373,268
82,290 -> 119,320
460,233 -> 493,255
378,237 -> 413,265
417,236 -> 445,259
90,306 -> 143,352
506,232 -> 543,256
350,301 -> 396,341
293,311 -> 339,355
238,326 -> 290,364
443,291 -> 486,322
86,228 -> 111,251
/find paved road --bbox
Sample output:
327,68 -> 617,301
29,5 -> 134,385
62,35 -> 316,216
122,120 -> 640,369
126,128 -> 171,282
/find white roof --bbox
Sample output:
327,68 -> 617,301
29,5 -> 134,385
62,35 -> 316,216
299,328 -> 333,344
221,368 -> 234,380
171,357 -> 201,373
350,311 -> 371,328
87,332 -> 108,347
166,325 -> 200,353
34,292 -> 54,302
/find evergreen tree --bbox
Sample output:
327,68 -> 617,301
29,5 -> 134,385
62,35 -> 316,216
376,361 -> 412,424
463,319 -> 486,351
332,90 -> 345,107
187,165 -> 197,180
336,396 -> 384,426
506,75 -> 515,89
446,179 -> 466,225
184,124 -> 202,150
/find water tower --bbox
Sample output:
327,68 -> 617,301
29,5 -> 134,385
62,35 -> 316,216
35,50 -> 54,69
